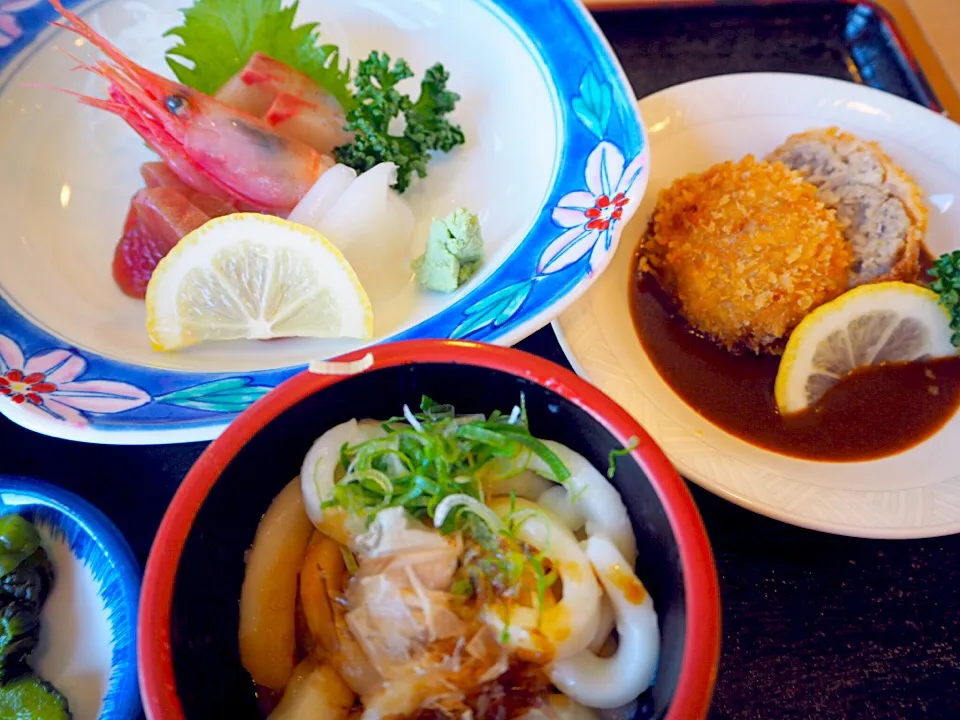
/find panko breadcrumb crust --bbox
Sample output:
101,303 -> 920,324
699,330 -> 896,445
640,156 -> 851,355
767,127 -> 927,286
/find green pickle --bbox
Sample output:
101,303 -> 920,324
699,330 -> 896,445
0,674 -> 71,720
0,517 -> 41,578
0,515 -> 73,718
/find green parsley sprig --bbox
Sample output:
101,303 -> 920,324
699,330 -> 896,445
929,250 -> 960,347
334,53 -> 465,193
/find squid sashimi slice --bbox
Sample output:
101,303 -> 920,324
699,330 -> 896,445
288,164 -> 358,230
265,92 -> 355,155
304,163 -> 416,318
112,187 -> 211,299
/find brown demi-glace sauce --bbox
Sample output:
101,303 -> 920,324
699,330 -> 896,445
631,248 -> 960,462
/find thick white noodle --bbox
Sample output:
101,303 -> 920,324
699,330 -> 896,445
529,441 -> 637,565
300,419 -> 385,525
485,470 -> 555,502
537,485 -> 587,532
483,498 -> 601,661
587,595 -> 616,655
549,536 -> 660,709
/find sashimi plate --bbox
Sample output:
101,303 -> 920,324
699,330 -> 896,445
0,0 -> 648,443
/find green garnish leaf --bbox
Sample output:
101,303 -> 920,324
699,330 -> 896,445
607,437 -> 640,479
164,0 -> 353,108
334,52 -> 465,193
930,250 -> 960,347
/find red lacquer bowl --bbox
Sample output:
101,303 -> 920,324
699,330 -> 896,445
139,340 -> 720,719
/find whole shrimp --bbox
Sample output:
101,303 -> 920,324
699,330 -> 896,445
49,0 -> 330,214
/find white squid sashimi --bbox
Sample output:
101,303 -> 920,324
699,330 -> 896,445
483,498 -> 601,661
320,163 -> 415,310
529,441 -> 637,565
549,536 -> 660,709
288,163 -> 357,228
300,418 -> 385,541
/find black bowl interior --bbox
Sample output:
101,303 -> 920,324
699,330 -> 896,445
170,363 -> 688,718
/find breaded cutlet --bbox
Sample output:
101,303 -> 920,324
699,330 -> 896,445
640,156 -> 851,355
766,127 -> 927,288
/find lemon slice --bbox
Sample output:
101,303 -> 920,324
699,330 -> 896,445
775,281 -> 956,414
145,214 -> 373,352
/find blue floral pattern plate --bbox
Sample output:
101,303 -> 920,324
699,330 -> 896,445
0,475 -> 141,719
0,0 -> 648,443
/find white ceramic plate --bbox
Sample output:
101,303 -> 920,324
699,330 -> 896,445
0,0 -> 648,443
555,73 -> 960,539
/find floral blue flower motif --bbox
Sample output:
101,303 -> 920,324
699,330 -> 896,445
154,377 -> 272,414
451,279 -> 536,340
454,141 -> 645,339
0,0 -> 42,48
573,68 -> 613,140
0,333 -> 150,426
572,68 -> 613,139
538,140 -> 645,275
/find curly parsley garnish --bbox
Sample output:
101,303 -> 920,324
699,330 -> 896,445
929,250 -> 960,347
334,53 -> 465,193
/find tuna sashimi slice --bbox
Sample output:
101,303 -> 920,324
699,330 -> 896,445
112,187 -> 211,299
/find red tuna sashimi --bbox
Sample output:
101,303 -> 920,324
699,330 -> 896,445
264,92 -> 353,155
140,162 -> 239,217
113,188 -> 211,299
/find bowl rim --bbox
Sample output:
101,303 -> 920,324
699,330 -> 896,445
138,339 -> 720,719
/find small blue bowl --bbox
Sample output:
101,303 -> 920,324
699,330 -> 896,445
0,476 -> 141,720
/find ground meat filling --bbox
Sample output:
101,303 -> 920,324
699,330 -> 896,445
767,128 -> 925,287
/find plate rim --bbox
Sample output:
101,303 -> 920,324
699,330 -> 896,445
555,71 -> 960,539
0,0 -> 649,444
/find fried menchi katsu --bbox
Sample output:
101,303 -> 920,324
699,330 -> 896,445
767,127 -> 927,287
640,156 -> 850,354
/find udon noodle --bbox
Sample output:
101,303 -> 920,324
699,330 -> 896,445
239,399 -> 660,719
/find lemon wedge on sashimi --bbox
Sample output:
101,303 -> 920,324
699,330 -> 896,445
145,214 -> 373,352
774,281 -> 957,414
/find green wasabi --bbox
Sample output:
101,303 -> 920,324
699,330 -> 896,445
413,208 -> 484,293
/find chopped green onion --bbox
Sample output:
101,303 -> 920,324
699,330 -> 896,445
607,437 -> 640,479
